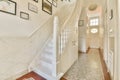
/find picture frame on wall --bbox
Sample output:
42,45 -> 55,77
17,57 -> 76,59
52,0 -> 57,7
42,0 -> 52,15
33,0 -> 38,3
78,20 -> 84,26
0,0 -> 17,15
47,0 -> 57,7
20,11 -> 29,20
28,3 -> 38,13
47,0 -> 52,3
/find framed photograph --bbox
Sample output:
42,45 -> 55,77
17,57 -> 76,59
33,0 -> 38,3
78,20 -> 84,26
0,0 -> 17,15
42,0 -> 52,15
52,0 -> 57,7
28,3 -> 38,13
47,0 -> 52,3
20,11 -> 29,20
47,0 -> 57,7
109,9 -> 113,20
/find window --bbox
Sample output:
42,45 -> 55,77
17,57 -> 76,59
90,18 -> 99,26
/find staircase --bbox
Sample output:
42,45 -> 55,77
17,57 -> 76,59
14,14 -> 72,80
28,16 -> 63,80
28,36 -> 56,80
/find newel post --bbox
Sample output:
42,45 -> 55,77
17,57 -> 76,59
52,16 -> 59,77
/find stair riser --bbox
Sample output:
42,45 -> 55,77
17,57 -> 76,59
40,61 -> 53,70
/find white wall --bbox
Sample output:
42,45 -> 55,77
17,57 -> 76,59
78,7 -> 87,52
103,0 -> 118,79
0,0 -> 51,37
117,0 -> 120,80
79,27 -> 87,52
0,0 -> 79,79
107,0 -> 117,79
0,0 -> 77,37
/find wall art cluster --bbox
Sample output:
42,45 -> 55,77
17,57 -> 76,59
0,0 -> 58,20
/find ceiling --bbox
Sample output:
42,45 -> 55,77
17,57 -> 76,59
82,0 -> 106,18
83,0 -> 106,8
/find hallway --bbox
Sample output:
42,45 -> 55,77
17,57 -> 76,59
63,49 -> 104,80
0,0 -> 119,79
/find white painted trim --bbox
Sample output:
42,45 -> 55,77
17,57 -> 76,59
115,0 -> 120,80
53,16 -> 59,77
57,73 -> 64,80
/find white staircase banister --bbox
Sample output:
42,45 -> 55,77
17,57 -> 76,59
53,16 -> 60,77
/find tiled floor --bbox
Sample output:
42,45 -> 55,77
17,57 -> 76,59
63,49 -> 104,80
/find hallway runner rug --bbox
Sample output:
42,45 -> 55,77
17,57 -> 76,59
16,71 -> 46,80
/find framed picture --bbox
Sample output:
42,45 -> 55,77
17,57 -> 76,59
47,0 -> 52,3
0,0 -> 17,15
47,0 -> 57,7
42,0 -> 52,15
52,0 -> 57,7
33,0 -> 38,3
28,3 -> 38,13
109,9 -> 113,20
20,11 -> 29,20
78,20 -> 84,26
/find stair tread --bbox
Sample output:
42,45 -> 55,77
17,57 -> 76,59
35,64 -> 52,76
39,61 -> 52,68
40,57 -> 52,64
47,42 -> 53,48
42,50 -> 53,58
44,48 -> 53,52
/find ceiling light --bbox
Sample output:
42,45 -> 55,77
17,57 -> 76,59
88,4 -> 97,11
